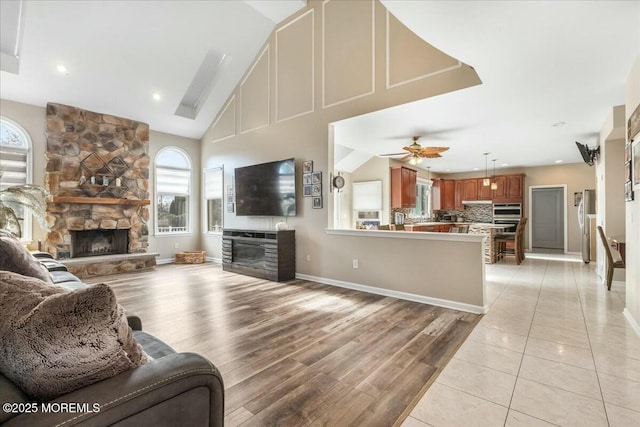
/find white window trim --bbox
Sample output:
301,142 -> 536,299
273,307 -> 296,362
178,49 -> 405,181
0,116 -> 33,241
154,146 -> 193,236
203,166 -> 224,235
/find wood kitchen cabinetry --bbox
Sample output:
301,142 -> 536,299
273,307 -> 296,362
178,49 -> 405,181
462,179 -> 478,201
492,174 -> 524,203
478,178 -> 492,200
391,166 -> 417,208
454,180 -> 464,210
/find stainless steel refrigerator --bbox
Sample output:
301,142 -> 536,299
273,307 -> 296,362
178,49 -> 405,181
578,189 -> 596,263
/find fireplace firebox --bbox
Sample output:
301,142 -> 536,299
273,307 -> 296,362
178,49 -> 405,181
71,229 -> 129,258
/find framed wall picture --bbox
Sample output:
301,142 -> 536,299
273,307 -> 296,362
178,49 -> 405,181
303,185 -> 312,197
311,171 -> 322,184
312,184 -> 321,196
312,197 -> 322,209
303,160 -> 313,173
303,173 -> 312,185
633,140 -> 640,188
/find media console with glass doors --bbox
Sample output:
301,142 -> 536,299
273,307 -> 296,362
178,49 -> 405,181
222,229 -> 295,281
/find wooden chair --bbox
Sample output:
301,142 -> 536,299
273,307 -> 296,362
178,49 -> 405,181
597,226 -> 625,290
377,224 -> 390,230
495,218 -> 527,264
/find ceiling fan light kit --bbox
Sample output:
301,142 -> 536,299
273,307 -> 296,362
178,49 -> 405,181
380,136 -> 449,166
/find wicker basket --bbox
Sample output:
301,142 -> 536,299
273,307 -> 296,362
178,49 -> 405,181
175,250 -> 205,264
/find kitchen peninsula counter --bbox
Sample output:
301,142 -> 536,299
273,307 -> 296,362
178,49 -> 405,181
324,228 -> 487,313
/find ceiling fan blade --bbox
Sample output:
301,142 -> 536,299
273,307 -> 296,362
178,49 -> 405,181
421,153 -> 442,158
378,152 -> 407,157
419,146 -> 450,154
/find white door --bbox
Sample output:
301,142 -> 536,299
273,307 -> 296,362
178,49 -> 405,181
532,188 -> 564,249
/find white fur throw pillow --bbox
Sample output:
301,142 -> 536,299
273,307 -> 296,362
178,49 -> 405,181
0,271 -> 150,400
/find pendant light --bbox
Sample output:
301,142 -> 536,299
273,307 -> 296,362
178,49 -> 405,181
482,152 -> 491,186
491,159 -> 498,190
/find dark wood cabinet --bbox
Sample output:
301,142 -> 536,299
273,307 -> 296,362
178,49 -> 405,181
222,229 -> 295,281
391,166 -> 417,208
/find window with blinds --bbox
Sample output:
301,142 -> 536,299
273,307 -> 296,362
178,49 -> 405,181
204,167 -> 223,232
155,147 -> 191,234
1,117 -> 33,240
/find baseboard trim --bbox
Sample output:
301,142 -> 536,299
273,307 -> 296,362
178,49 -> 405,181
206,257 -> 222,264
623,308 -> 640,339
157,258 -> 174,265
295,273 -> 487,314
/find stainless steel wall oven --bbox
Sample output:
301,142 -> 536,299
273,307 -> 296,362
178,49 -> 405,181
493,203 -> 522,235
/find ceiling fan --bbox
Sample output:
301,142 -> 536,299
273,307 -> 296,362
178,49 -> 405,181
379,136 -> 449,165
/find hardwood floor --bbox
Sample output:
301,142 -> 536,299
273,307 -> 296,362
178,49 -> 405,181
86,263 -> 480,426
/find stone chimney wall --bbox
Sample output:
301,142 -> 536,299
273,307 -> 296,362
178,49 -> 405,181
44,103 -> 150,259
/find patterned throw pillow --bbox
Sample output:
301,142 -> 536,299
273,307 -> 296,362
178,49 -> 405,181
0,271 -> 150,400
0,230 -> 52,283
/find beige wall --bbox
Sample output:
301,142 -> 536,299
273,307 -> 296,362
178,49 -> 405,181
624,55 -> 640,331
0,99 -> 202,261
201,0 -> 486,311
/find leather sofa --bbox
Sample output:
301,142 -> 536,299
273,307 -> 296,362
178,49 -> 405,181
0,254 -> 224,427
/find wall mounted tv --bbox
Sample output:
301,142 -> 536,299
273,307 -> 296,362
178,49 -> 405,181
234,158 -> 296,216
575,141 -> 600,166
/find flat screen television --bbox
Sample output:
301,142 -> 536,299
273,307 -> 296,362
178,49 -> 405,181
234,158 -> 296,216
575,141 -> 599,166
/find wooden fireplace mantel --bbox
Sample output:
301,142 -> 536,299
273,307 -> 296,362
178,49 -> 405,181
51,196 -> 150,206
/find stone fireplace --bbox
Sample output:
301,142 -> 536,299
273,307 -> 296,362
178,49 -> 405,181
43,103 -> 156,277
71,229 -> 129,258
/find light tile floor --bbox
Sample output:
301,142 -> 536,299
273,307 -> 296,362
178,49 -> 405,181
403,253 -> 639,427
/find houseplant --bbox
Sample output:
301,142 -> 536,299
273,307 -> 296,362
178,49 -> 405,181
0,166 -> 50,238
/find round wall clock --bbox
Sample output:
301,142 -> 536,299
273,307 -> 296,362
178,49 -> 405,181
332,175 -> 345,189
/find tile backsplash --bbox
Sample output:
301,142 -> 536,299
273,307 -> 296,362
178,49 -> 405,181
435,204 -> 493,223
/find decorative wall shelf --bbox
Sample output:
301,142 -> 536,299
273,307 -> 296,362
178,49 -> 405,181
51,197 -> 150,206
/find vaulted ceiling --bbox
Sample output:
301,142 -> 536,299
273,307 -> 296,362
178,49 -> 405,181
1,1 -> 638,173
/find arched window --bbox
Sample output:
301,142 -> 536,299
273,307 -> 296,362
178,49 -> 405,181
0,117 -> 33,240
155,147 -> 192,234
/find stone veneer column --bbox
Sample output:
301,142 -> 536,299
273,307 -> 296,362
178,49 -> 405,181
43,103 -> 150,259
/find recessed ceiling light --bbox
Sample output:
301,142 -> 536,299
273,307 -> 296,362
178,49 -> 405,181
501,163 -> 509,167
473,167 -> 479,171
56,64 -> 68,74
552,121 -> 566,127
555,160 -> 563,163
152,92 -> 161,101
446,169 -> 451,172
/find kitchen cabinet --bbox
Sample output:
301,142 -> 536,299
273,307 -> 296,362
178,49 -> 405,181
463,179 -> 478,201
454,180 -> 464,210
492,175 -> 507,199
492,173 -> 524,203
441,179 -> 455,210
477,178 -> 492,200
391,166 -> 417,208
